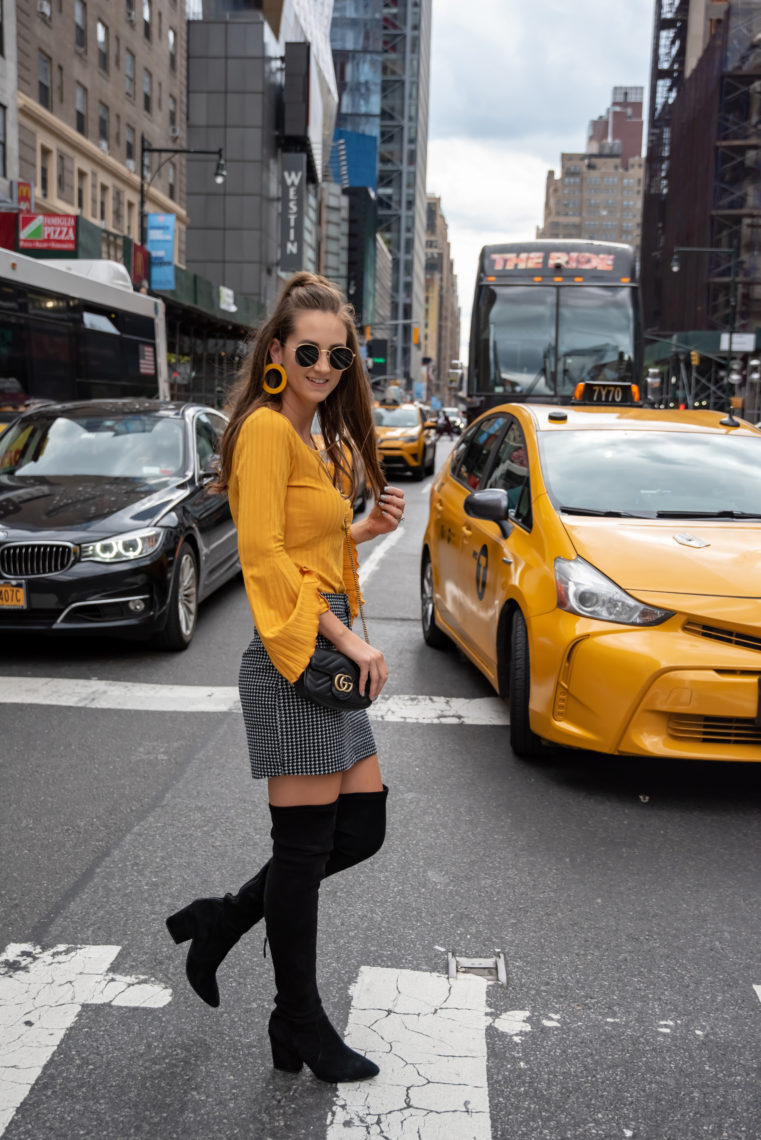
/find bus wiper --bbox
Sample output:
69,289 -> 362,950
655,509 -> 761,520
558,506 -> 646,517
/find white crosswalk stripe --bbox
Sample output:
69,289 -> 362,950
0,677 -> 509,724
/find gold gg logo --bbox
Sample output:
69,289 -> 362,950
335,673 -> 354,693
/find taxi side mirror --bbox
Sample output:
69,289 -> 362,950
424,420 -> 437,430
464,489 -> 513,538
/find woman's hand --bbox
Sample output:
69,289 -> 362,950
336,628 -> 388,700
318,612 -> 389,700
362,485 -> 405,540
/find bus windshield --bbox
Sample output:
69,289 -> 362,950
473,284 -> 637,398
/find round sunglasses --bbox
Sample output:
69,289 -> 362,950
293,342 -> 355,372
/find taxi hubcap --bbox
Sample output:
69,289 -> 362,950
422,561 -> 434,631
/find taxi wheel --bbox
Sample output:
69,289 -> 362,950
424,444 -> 436,475
421,554 -> 450,648
509,610 -> 545,759
410,460 -> 425,481
156,546 -> 198,652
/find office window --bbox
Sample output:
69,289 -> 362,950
125,124 -> 135,164
77,170 -> 87,213
98,102 -> 108,145
143,69 -> 152,114
57,64 -> 63,102
115,114 -> 120,146
143,0 -> 151,40
142,140 -> 150,180
76,83 -> 87,135
75,0 -> 86,50
168,27 -> 176,70
0,2 -> 4,58
57,151 -> 66,196
38,51 -> 52,110
0,105 -> 5,178
127,200 -> 135,239
126,0 -> 136,20
169,94 -> 176,133
125,50 -> 135,98
97,20 -> 108,72
100,185 -> 109,225
40,147 -> 51,198
114,34 -> 120,68
168,161 -> 175,201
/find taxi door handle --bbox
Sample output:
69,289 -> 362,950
461,525 -> 472,539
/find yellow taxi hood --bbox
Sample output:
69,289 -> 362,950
375,425 -> 419,439
560,517 -> 761,599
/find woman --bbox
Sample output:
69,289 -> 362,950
167,272 -> 405,1084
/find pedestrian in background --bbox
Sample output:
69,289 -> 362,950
167,272 -> 405,1083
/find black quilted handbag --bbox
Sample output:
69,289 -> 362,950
294,521 -> 372,711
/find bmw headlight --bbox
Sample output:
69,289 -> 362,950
554,557 -> 672,626
400,433 -> 420,443
80,528 -> 164,563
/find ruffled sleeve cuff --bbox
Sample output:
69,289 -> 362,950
254,568 -> 330,683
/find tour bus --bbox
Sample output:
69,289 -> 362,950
466,239 -> 641,419
0,248 -> 169,420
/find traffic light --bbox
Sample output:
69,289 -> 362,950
412,326 -> 420,345
365,338 -> 387,371
689,350 -> 700,366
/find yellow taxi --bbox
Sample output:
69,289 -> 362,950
374,402 -> 438,480
421,403 -> 761,761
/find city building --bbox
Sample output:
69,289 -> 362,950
185,0 -> 339,310
14,0 -> 188,262
0,1 -> 19,205
423,195 -> 460,403
330,0 -> 382,191
537,87 -> 644,254
640,0 -> 732,332
378,0 -> 432,381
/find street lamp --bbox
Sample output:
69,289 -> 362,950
670,242 -> 741,425
139,135 -> 227,247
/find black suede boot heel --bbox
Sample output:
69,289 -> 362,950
166,861 -> 269,1007
269,1009 -> 379,1083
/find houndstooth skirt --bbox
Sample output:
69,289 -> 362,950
238,593 -> 377,779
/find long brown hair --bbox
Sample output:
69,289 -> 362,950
215,272 -> 384,504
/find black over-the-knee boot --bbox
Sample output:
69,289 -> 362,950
265,800 -> 379,1083
166,786 -> 388,1008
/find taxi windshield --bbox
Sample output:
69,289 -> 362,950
373,407 -> 420,428
539,429 -> 761,517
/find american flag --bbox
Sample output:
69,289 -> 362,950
139,344 -> 156,375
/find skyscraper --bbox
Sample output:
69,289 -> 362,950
378,0 -> 432,381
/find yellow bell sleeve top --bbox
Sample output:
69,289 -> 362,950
229,406 -> 363,682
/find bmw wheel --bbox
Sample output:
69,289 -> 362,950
421,553 -> 450,648
157,546 -> 199,651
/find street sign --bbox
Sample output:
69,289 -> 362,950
720,333 -> 756,352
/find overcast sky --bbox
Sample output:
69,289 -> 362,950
426,0 -> 655,357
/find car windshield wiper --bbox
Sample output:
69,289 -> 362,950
655,509 -> 761,520
558,506 -> 646,518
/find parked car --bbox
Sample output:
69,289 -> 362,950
421,402 -> 761,762
374,402 -> 437,480
0,399 -> 240,649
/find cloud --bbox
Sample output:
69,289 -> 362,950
427,0 -> 654,354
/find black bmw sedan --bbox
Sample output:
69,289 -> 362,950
0,399 -> 240,649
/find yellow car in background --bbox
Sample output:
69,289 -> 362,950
374,402 -> 438,481
421,403 -> 761,761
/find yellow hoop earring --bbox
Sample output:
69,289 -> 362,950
262,362 -> 287,395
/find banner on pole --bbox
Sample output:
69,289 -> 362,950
146,214 -> 176,291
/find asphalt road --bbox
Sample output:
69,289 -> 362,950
2,457 -> 761,1140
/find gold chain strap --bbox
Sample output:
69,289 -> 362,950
344,519 -> 369,644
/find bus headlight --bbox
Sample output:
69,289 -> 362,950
554,557 -> 672,626
80,528 -> 164,563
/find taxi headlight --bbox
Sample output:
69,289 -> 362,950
554,557 -> 672,626
80,528 -> 164,563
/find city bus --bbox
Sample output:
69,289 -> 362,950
466,239 -> 641,418
0,248 -> 169,420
